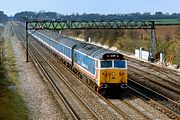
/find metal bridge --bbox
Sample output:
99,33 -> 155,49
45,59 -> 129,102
26,20 -> 155,30
26,20 -> 155,62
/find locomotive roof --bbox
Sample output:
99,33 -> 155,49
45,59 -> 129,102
59,36 -> 120,59
74,42 -> 118,60
37,30 -> 123,60
36,30 -> 79,48
57,35 -> 79,48
56,35 -> 119,60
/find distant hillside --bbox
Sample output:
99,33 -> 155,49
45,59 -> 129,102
14,11 -> 180,22
0,11 -> 8,23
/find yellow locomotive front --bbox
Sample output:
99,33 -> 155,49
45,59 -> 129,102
97,54 -> 128,94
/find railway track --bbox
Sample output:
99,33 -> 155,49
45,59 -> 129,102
11,22 -> 152,120
31,41 -> 102,119
124,55 -> 180,101
128,79 -> 180,119
109,98 -> 154,120
40,29 -> 180,87
33,30 -> 179,120
33,26 -> 180,116
128,63 -> 179,92
128,56 -> 179,84
30,33 -> 132,120
108,78 -> 180,120
126,56 -> 180,87
125,56 -> 180,80
128,60 -> 180,86
30,32 -> 160,120
11,21 -> 133,120
11,21 -> 180,120
33,28 -> 180,120
128,66 -> 180,101
11,22 -> 101,120
38,28 -> 180,98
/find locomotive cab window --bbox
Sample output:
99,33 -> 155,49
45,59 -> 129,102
100,61 -> 112,68
114,60 -> 126,68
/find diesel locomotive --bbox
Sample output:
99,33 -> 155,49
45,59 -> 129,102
30,30 -> 128,95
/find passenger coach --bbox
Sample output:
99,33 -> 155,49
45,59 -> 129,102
30,30 -> 128,95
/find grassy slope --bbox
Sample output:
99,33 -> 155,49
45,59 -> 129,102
0,33 -> 28,119
63,25 -> 180,65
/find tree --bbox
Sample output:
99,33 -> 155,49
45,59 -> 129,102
155,11 -> 163,16
14,11 -> 36,21
166,42 -> 180,65
0,11 -> 8,23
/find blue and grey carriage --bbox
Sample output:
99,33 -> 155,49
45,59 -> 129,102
30,30 -> 128,94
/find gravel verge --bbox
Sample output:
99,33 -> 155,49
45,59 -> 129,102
11,35 -> 64,119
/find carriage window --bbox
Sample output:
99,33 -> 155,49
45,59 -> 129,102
101,61 -> 112,68
114,60 -> 126,68
95,61 -> 98,67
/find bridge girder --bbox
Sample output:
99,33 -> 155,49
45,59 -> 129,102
26,20 -> 155,30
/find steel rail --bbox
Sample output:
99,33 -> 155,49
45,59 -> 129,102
11,22 -> 100,120
128,78 -> 180,119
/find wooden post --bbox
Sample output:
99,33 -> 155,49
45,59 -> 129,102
0,49 -> 2,64
0,48 -> 1,63
0,37 -> 2,63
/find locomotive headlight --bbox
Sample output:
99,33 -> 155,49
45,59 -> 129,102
119,71 -> 125,76
112,72 -> 115,76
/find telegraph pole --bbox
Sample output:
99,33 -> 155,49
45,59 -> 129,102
26,22 -> 29,62
151,21 -> 155,61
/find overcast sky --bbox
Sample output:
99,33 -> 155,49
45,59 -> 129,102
1,0 -> 180,16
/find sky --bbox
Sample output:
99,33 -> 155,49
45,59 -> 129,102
1,0 -> 180,16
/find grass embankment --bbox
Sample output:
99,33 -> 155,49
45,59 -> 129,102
0,35 -> 28,119
63,25 -> 180,65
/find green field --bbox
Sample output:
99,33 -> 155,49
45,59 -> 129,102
153,19 -> 180,25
